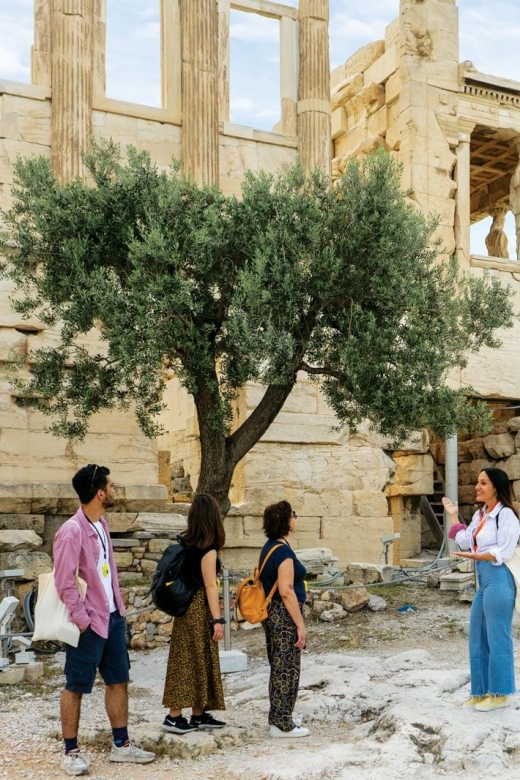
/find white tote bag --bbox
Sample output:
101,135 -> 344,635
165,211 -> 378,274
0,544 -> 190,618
32,569 -> 87,648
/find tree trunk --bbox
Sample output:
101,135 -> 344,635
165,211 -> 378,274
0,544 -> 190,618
193,377 -> 297,517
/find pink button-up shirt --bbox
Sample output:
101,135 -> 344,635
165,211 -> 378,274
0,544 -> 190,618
53,507 -> 126,638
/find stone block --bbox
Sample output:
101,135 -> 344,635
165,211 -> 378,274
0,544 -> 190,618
464,439 -> 487,459
0,667 -> 25,685
482,433 -> 515,460
503,455 -> 520,481
0,327 -> 27,362
340,587 -> 370,612
0,530 -> 43,551
147,538 -> 175,554
113,551 -> 133,568
23,662 -> 44,681
139,559 -> 157,575
123,485 -> 168,512
345,40 -> 385,78
353,491 -> 388,517
219,649 -> 248,673
507,417 -> 520,432
385,454 -> 434,497
343,562 -> 383,585
105,513 -> 139,533
0,551 -> 51,579
0,514 -> 45,533
0,484 -> 32,514
134,513 -> 187,534
364,45 -> 397,87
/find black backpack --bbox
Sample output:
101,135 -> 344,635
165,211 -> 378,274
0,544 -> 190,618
148,536 -> 197,617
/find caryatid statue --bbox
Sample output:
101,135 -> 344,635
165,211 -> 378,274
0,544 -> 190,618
485,207 -> 509,259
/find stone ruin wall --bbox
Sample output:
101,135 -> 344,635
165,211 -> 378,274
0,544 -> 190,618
4,0 -> 520,602
0,0 -> 426,596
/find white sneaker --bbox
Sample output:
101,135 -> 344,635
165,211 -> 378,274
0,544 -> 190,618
61,750 -> 90,776
292,717 -> 302,727
269,725 -> 310,738
109,742 -> 155,763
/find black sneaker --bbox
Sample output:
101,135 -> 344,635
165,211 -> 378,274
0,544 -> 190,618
190,712 -> 226,730
161,715 -> 198,734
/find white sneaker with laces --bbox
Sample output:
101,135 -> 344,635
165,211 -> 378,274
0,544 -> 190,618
269,725 -> 310,738
61,750 -> 90,776
109,742 -> 156,763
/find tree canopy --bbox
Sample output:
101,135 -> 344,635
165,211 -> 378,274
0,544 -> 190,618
1,142 -> 514,510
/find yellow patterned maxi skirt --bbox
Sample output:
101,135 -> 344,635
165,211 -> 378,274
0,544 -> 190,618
162,587 -> 225,711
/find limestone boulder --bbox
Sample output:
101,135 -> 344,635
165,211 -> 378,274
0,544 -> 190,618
464,439 -> 487,460
0,530 -> 43,551
340,587 -> 370,612
507,417 -> 520,432
320,603 -> 347,622
482,433 -> 515,459
367,594 -> 387,611
503,455 -> 520,481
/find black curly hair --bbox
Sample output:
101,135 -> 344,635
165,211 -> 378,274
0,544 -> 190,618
262,500 -> 293,540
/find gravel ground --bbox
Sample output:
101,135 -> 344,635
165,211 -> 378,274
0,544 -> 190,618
3,582 -> 514,780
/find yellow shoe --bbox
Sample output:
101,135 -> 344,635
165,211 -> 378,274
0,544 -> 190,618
474,695 -> 510,712
462,695 -> 487,707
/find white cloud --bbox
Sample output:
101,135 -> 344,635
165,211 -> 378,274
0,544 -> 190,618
230,15 -> 279,44
0,7 -> 33,83
231,98 -> 254,112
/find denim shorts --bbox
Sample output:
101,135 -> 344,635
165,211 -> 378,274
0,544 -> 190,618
64,611 -> 130,694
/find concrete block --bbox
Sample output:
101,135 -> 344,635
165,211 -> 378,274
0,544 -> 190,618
219,649 -> 248,673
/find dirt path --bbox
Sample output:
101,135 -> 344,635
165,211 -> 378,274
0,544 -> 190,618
5,582 -> 520,780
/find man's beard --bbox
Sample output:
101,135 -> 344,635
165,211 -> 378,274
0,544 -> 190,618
102,495 -> 115,510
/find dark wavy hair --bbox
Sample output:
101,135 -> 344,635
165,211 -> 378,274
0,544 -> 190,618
263,500 -> 292,540
480,468 -> 519,518
72,464 -> 110,504
183,494 -> 226,550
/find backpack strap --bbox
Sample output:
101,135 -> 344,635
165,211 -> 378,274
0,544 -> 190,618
257,543 -> 284,606
258,543 -> 283,576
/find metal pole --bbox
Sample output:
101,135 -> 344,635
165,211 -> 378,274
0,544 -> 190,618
444,434 -> 458,552
222,568 -> 231,651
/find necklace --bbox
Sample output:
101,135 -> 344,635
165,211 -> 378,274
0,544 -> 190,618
85,513 -> 110,578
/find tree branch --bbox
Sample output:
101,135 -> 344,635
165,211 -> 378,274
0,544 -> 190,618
299,361 -> 341,379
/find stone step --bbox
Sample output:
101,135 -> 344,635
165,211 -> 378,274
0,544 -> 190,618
439,572 -> 474,591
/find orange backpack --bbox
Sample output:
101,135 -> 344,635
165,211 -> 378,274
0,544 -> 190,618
236,544 -> 283,624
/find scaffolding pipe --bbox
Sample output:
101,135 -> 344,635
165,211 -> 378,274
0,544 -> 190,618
444,434 -> 458,552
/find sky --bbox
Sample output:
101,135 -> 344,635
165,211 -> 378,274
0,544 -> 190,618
1,0 -> 520,252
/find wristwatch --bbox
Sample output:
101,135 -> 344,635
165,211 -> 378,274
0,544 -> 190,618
209,617 -> 227,626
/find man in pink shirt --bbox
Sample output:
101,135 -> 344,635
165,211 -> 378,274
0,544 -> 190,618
54,464 -> 155,776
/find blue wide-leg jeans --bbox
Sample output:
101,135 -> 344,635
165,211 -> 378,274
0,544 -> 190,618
469,560 -> 516,696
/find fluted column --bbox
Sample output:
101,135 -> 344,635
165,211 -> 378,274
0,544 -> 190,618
298,0 -> 331,177
454,119 -> 475,267
180,0 -> 219,185
51,0 -> 94,183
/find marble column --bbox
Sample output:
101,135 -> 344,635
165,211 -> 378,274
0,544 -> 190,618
51,0 -> 95,183
298,0 -> 331,177
454,120 -> 475,267
180,0 -> 219,185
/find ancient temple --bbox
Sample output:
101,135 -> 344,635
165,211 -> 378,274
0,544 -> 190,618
1,0 -> 520,576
